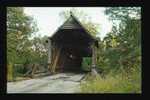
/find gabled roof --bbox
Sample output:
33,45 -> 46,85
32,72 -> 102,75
59,14 -> 83,29
50,12 -> 95,41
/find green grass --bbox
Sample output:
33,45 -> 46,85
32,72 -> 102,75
80,69 -> 141,93
7,64 -> 14,82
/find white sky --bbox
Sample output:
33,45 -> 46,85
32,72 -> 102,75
24,7 -> 113,39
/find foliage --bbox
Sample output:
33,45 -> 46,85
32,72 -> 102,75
80,68 -> 141,93
105,7 -> 141,22
81,7 -> 141,93
7,7 -> 38,64
96,7 -> 141,74
7,7 -> 48,81
82,57 -> 92,71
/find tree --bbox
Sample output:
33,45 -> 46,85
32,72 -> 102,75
7,7 -> 38,64
96,7 -> 141,74
105,7 -> 141,23
29,36 -> 48,64
7,7 -> 38,80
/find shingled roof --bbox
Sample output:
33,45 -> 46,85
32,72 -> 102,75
50,12 -> 96,42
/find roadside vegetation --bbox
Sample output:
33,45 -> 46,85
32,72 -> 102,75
80,7 -> 141,93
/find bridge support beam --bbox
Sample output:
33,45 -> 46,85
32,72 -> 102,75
91,42 -> 98,76
47,38 -> 52,72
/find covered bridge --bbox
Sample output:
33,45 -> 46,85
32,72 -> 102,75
46,12 -> 98,74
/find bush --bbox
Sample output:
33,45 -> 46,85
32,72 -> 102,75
80,69 -> 141,93
13,64 -> 26,77
7,63 -> 27,82
81,57 -> 92,71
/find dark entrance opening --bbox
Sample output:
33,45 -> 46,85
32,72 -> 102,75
51,29 -> 93,73
61,47 -> 83,72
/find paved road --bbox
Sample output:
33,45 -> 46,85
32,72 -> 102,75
7,73 -> 85,93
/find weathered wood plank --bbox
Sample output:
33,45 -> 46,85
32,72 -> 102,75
91,43 -> 98,76
47,38 -> 52,64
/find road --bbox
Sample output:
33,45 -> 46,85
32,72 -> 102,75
7,73 -> 85,93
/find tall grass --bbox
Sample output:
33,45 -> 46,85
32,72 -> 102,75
80,69 -> 141,93
7,63 -> 13,82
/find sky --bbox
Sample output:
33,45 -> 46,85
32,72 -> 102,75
24,7 -> 113,39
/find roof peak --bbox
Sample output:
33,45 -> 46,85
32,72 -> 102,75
70,11 -> 74,17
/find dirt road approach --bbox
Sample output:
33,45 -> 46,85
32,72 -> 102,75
7,73 -> 85,93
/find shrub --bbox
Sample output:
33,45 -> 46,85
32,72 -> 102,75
13,64 -> 26,77
81,57 -> 92,71
80,69 -> 141,93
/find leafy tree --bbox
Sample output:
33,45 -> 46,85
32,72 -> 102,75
97,7 -> 141,74
105,7 -> 141,23
7,7 -> 38,64
29,36 -> 48,64
7,7 -> 38,80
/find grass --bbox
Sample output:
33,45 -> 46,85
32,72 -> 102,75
7,64 -> 14,82
80,69 -> 141,93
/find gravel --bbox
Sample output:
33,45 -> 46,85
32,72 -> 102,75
7,73 -> 85,93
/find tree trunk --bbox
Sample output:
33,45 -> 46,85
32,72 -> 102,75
47,38 -> 52,73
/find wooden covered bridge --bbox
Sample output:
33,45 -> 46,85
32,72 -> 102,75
46,12 -> 99,74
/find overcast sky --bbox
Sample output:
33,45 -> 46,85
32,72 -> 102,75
24,7 -> 113,39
